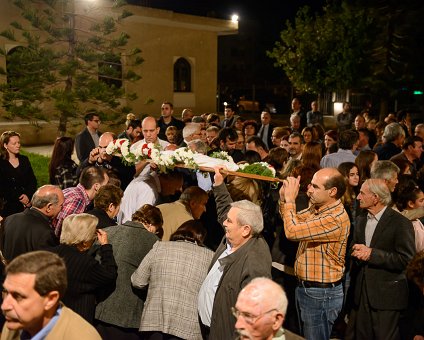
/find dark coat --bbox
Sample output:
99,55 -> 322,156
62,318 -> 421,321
49,243 -> 117,323
350,207 -> 415,310
3,208 -> 58,262
75,127 -> 101,163
374,142 -> 402,161
86,208 -> 117,229
0,155 -> 37,217
258,123 -> 275,150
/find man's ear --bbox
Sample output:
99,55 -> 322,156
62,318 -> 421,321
44,291 -> 60,311
272,313 -> 285,331
241,225 -> 252,237
328,186 -> 337,198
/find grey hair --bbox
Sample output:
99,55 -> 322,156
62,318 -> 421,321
249,277 -> 288,315
383,122 -> 405,143
371,160 -> 400,181
230,199 -> 263,235
365,179 -> 392,206
31,186 -> 59,208
60,213 -> 98,245
183,122 -> 201,139
188,139 -> 208,154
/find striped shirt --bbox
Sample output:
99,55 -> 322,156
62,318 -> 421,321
280,200 -> 350,283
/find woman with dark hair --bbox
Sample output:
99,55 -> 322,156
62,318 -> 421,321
49,136 -> 78,189
302,141 -> 322,171
301,126 -> 314,144
393,175 -> 424,252
243,120 -> 259,139
355,150 -> 378,184
323,129 -> 338,155
131,220 -> 213,340
0,131 -> 37,217
87,184 -> 124,228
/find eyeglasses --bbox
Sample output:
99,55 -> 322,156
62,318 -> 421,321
231,307 -> 278,325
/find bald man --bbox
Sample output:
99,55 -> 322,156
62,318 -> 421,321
234,277 -> 303,340
279,168 -> 350,340
131,116 -> 170,152
3,185 -> 64,261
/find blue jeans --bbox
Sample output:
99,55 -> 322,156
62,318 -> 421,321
296,283 -> 343,340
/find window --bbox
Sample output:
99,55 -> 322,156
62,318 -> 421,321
98,54 -> 122,88
174,57 -> 191,92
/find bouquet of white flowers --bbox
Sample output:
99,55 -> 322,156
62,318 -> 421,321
106,139 -> 155,165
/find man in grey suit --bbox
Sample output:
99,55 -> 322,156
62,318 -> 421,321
75,112 -> 102,163
346,178 -> 415,340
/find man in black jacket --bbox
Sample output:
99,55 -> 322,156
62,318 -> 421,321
75,112 -> 102,163
3,185 -> 64,262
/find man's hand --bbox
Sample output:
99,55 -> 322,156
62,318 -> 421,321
279,176 -> 300,203
89,147 -> 100,164
351,243 -> 372,261
97,229 -> 108,245
213,167 -> 226,187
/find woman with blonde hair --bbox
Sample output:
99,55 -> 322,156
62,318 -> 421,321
49,213 -> 117,323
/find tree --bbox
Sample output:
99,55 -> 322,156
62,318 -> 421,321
268,0 -> 424,117
267,2 -> 374,94
0,0 -> 143,135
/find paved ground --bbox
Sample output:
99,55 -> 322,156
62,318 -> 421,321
23,145 -> 79,163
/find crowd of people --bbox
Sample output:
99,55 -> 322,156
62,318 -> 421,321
0,98 -> 424,340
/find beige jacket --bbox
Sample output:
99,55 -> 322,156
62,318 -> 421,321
1,305 -> 101,340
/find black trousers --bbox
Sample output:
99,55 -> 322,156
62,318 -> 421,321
345,279 -> 401,340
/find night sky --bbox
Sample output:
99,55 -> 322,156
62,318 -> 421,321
130,0 -> 325,39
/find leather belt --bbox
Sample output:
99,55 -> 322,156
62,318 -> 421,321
298,279 -> 342,288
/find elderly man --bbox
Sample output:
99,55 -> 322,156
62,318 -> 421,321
1,251 -> 101,339
234,277 -> 303,340
180,122 -> 202,147
279,168 -> 350,340
257,110 -> 274,149
370,160 -> 400,192
346,179 -> 415,340
53,166 -> 109,237
374,122 -> 405,160
157,186 -> 208,241
198,169 -> 272,340
3,185 -> 64,262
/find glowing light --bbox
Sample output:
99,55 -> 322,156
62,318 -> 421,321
231,14 -> 239,23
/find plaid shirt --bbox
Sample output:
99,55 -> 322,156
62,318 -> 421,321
280,200 -> 350,283
53,184 -> 91,237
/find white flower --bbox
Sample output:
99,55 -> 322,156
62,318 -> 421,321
106,141 -> 116,155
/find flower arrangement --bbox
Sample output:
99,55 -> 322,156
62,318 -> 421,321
237,162 -> 276,178
209,150 -> 233,163
150,147 -> 197,173
106,139 -> 155,165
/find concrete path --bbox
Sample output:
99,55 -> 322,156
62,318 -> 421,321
23,145 -> 79,163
